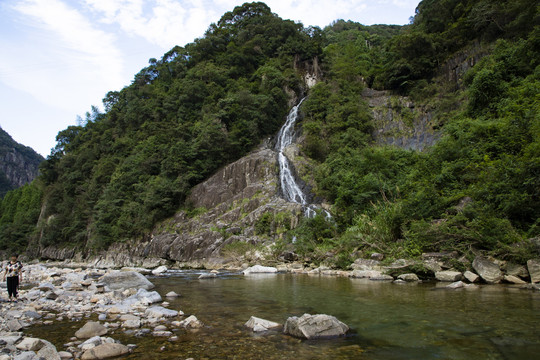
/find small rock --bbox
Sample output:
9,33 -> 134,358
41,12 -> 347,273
504,275 -> 526,284
165,291 -> 180,298
178,315 -> 204,329
7,319 -> 23,332
369,274 -> 394,281
198,273 -> 217,279
245,316 -> 280,332
397,273 -> 419,282
75,321 -> 108,339
435,271 -> 462,282
463,271 -> 479,283
98,314 -> 107,321
16,338 -> 43,351
58,351 -> 74,359
371,253 -> 384,261
145,306 -> 180,318
151,266 -> 168,276
446,281 -> 465,289
81,343 -> 130,360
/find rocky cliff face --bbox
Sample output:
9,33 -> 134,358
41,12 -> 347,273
0,127 -> 43,196
363,88 -> 440,151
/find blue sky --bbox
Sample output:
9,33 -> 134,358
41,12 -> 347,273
0,0 -> 420,157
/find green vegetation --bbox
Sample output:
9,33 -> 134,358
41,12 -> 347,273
0,1 -> 537,267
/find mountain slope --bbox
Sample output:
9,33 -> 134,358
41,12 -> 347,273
0,127 -> 43,197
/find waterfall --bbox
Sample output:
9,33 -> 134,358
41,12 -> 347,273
276,98 -> 329,219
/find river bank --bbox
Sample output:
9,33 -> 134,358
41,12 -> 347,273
1,257 -> 539,359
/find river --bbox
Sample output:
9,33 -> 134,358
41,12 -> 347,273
27,270 -> 540,359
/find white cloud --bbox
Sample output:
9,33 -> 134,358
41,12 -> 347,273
0,0 -> 124,113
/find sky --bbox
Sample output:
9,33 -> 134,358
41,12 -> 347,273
0,0 -> 420,157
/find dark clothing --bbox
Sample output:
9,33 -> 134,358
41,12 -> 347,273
7,276 -> 19,298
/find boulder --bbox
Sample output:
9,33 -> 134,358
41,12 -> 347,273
99,271 -> 154,290
81,343 -> 129,360
133,288 -> 162,304
243,265 -> 278,275
145,306 -> 180,318
351,258 -> 381,271
283,314 -> 349,340
245,316 -> 280,332
527,259 -> 540,283
397,273 -> 420,282
7,319 -> 23,331
75,322 -> 108,339
463,270 -> 479,283
435,271 -> 462,282
505,263 -> 529,279
350,270 -> 382,279
504,275 -> 526,284
472,257 -> 502,284
151,266 -> 168,276
16,338 -> 43,351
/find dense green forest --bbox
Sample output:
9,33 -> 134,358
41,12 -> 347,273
0,0 -> 538,266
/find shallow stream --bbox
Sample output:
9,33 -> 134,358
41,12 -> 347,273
28,271 -> 540,359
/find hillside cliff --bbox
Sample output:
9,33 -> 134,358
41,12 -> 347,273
1,0 -> 538,268
0,127 -> 43,197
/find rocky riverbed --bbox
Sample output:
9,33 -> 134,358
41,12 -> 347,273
1,255 -> 539,359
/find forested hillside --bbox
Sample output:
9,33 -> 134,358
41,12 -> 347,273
0,0 -> 538,267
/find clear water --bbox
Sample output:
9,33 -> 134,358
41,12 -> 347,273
28,271 -> 540,359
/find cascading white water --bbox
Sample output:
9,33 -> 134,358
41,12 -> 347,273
276,98 -> 329,219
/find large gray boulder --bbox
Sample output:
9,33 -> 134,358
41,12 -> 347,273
472,256 -> 502,284
283,314 -> 349,340
99,271 -> 154,290
527,259 -> 540,283
75,322 -> 108,339
81,343 -> 129,360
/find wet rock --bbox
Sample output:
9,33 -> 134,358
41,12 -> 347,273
165,291 -> 180,298
463,271 -> 479,283
81,343 -> 129,360
397,273 -> 419,282
446,281 -> 465,289
284,314 -> 349,340
504,275 -> 526,284
435,271 -> 462,282
178,315 -> 204,329
198,273 -> 217,279
527,259 -> 540,283
245,316 -> 280,332
369,274 -> 394,281
151,266 -> 168,276
350,270 -> 382,279
472,257 -> 502,284
145,306 -> 180,318
75,322 -> 108,339
99,271 -> 154,291
243,265 -> 278,274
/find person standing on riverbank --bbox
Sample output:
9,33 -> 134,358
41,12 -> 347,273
2,255 -> 23,302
